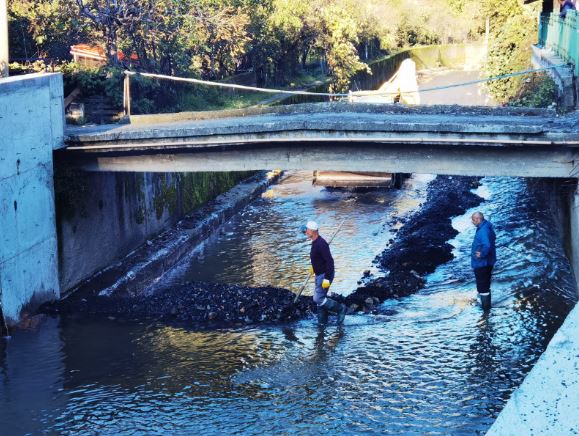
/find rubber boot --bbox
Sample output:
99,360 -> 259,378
317,306 -> 329,326
479,292 -> 491,311
323,298 -> 347,325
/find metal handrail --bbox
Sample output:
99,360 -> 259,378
538,10 -> 578,76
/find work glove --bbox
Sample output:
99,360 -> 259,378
308,265 -> 314,275
322,279 -> 331,289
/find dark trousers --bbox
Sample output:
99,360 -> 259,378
474,266 -> 493,294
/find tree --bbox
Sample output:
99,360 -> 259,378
8,0 -> 90,59
183,0 -> 251,79
75,0 -> 149,64
482,0 -> 540,103
317,1 -> 370,94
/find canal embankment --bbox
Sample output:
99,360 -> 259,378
57,170 -> 281,302
487,300 -> 579,435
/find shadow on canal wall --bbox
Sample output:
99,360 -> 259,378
532,178 -> 579,296
54,169 -> 256,293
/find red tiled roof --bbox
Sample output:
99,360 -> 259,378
70,44 -> 138,61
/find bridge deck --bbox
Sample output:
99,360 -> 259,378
62,103 -> 579,178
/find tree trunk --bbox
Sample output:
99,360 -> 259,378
106,27 -> 119,65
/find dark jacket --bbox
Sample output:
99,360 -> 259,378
560,0 -> 576,18
310,236 -> 335,282
471,219 -> 496,269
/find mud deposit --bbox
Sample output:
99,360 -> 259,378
42,283 -> 316,328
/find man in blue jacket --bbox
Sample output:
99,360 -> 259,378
471,212 -> 496,311
303,220 -> 347,325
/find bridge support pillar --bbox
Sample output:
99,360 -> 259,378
0,73 -> 64,324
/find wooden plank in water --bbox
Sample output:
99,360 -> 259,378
312,171 -> 393,188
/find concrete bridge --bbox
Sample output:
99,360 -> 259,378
63,103 -> 579,178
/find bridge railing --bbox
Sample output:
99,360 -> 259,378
121,66 -> 567,117
538,10 -> 579,76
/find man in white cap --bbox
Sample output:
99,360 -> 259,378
302,220 -> 347,325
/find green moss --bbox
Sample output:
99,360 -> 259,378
181,172 -> 255,215
54,166 -> 89,221
509,73 -> 558,109
135,207 -> 145,225
153,175 -> 180,220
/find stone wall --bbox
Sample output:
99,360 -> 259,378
0,73 -> 64,323
531,44 -> 577,109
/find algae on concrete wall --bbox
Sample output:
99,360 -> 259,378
54,169 -> 255,292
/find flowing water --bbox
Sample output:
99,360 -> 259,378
1,173 -> 576,435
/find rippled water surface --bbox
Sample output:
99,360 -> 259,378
1,174 -> 576,435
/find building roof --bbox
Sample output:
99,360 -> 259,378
70,44 -> 138,62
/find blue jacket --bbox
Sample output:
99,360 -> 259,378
471,219 -> 496,269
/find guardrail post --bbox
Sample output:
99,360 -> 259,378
123,73 -> 131,117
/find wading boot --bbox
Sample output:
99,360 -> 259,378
317,306 -> 329,326
323,298 -> 347,325
479,292 -> 491,311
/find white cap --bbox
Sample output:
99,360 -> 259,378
306,220 -> 319,231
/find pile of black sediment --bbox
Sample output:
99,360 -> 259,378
41,282 -> 316,328
345,176 -> 483,312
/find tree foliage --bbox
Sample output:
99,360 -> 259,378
482,0 -> 540,103
7,0 -> 537,102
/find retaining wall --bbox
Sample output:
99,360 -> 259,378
55,170 -> 253,293
531,44 -> 577,109
278,43 -> 487,105
0,73 -> 63,323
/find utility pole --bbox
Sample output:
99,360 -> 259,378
0,0 -> 8,77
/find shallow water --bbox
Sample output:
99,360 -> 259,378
0,173 -> 576,435
152,172 -> 434,296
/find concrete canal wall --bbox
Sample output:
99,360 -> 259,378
535,178 -> 579,295
55,170 -> 253,292
487,302 -> 579,435
0,73 -> 64,323
488,177 -> 579,434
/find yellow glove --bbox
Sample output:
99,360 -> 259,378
308,265 -> 314,275
322,279 -> 331,289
